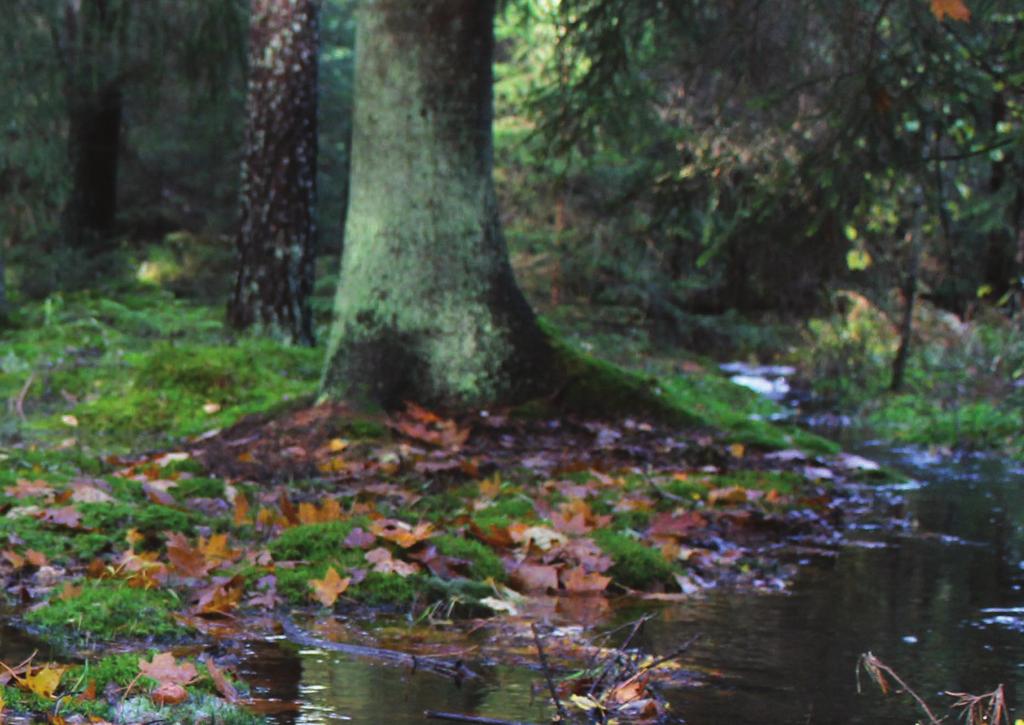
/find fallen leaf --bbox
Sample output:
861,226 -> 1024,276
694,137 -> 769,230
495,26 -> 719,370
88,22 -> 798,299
24,550 -> 47,567
930,0 -> 971,21
166,533 -> 213,578
708,486 -> 749,506
142,481 -> 178,507
343,527 -> 376,550
510,563 -> 560,592
61,415 -> 78,428
6,479 -> 54,499
2,550 -> 25,569
59,581 -> 83,601
371,519 -> 434,548
138,653 -> 198,687
202,657 -> 239,703
150,682 -> 188,705
23,666 -> 67,699
202,402 -> 221,415
561,566 -> 611,594
232,493 -> 251,526
364,547 -> 419,576
36,506 -> 84,529
309,566 -> 350,606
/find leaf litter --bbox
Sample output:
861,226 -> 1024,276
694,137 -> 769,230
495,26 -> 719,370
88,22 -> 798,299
0,400 -> 879,722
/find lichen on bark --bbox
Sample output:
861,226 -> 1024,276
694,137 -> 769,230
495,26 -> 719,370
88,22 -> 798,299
321,0 -> 552,411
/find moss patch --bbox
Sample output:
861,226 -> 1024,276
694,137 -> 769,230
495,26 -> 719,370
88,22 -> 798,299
25,580 -> 187,642
592,529 -> 678,589
433,534 -> 507,582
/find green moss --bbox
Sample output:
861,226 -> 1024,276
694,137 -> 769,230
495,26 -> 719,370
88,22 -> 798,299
592,529 -> 677,590
269,519 -> 369,563
433,534 -> 507,582
354,571 -> 419,605
67,652 -> 158,693
477,496 -> 535,520
173,476 -> 226,501
276,562 -> 421,606
78,501 -> 201,539
611,510 -> 652,531
25,580 -> 187,642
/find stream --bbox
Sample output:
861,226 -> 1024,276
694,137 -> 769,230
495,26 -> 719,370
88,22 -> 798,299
229,365 -> 1024,723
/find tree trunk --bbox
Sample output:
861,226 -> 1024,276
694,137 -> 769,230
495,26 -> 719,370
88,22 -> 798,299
321,0 -> 553,411
63,82 -> 122,250
228,0 -> 319,346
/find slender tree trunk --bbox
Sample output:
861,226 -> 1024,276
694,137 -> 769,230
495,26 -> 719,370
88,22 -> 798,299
228,0 -> 319,345
321,0 -> 553,410
63,82 -> 122,249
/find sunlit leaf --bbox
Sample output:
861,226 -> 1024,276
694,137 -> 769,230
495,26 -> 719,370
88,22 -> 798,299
23,666 -> 66,699
309,566 -> 350,606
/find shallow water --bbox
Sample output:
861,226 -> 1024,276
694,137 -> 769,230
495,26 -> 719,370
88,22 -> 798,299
239,444 -> 1024,723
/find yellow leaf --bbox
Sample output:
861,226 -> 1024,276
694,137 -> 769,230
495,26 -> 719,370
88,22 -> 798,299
930,0 -> 971,21
570,694 -> 603,711
327,438 -> 348,453
23,666 -> 66,699
729,443 -> 745,458
309,566 -> 350,606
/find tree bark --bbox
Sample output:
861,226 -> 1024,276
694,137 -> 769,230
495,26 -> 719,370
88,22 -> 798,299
228,0 -> 319,346
61,0 -> 124,255
321,0 -> 553,411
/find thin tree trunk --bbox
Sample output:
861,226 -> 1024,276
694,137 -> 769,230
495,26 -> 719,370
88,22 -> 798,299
63,82 -> 122,249
321,0 -> 552,410
229,0 -> 319,345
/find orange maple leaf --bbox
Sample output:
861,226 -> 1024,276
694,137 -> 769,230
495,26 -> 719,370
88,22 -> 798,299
309,566 -> 350,606
930,0 -> 970,21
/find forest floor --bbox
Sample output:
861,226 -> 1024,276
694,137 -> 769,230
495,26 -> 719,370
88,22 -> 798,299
0,285 -> 980,723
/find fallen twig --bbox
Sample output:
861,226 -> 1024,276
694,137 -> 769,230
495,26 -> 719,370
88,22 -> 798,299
424,710 -> 538,725
857,652 -> 942,725
279,615 -> 478,683
12,372 -> 34,422
947,685 -> 1009,725
532,623 -> 570,722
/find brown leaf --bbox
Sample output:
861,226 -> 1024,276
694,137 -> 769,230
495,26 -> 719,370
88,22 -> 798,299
232,493 -> 251,526
343,527 -> 376,550
138,653 -> 198,687
648,512 -> 707,539
309,566 -> 350,606
150,682 -> 188,705
2,550 -> 25,570
510,563 -> 560,592
5,479 -> 55,499
278,490 -> 299,526
37,506 -> 84,530
24,549 -> 48,568
191,575 -> 245,617
59,581 -> 83,601
142,482 -> 178,507
561,566 -> 611,594
707,486 -> 750,506
370,519 -> 434,548
365,547 -> 420,576
930,0 -> 971,21
202,657 -> 239,703
166,533 -> 213,578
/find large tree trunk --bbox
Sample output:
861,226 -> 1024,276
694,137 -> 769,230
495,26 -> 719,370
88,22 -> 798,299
321,0 -> 552,410
228,0 -> 319,345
